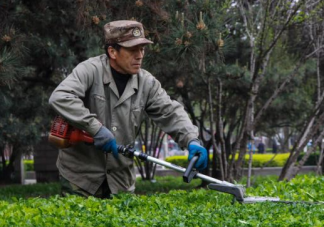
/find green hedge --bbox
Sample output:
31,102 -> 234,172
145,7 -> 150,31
297,152 -> 321,166
0,183 -> 60,200
135,176 -> 201,194
0,160 -> 34,172
23,160 -> 34,171
165,153 -> 291,168
166,152 -> 324,168
0,175 -> 323,226
0,176 -> 201,201
1,152 -> 320,173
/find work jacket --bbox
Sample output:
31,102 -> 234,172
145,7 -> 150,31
49,54 -> 199,194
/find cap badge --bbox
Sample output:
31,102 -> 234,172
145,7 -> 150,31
132,28 -> 141,37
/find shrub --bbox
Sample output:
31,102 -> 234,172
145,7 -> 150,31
297,152 -> 321,166
0,175 -> 323,226
135,176 -> 201,194
0,183 -> 60,201
0,160 -> 34,172
24,160 -> 34,171
164,155 -> 188,167
242,153 -> 290,167
166,153 -> 290,168
0,176 -> 201,201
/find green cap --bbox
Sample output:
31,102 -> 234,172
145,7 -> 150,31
103,20 -> 153,47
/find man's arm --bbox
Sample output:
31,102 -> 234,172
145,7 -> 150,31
145,77 -> 198,148
48,63 -> 102,136
145,76 -> 207,170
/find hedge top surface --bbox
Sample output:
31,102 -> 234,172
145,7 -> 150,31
1,175 -> 324,226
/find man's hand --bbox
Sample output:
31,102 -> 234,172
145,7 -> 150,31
188,140 -> 208,171
93,126 -> 118,159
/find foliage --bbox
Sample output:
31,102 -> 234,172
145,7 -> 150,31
135,176 -> 201,195
0,183 -> 60,201
0,160 -> 34,172
0,176 -> 201,201
23,160 -> 34,172
297,152 -> 323,166
1,0 -> 324,183
0,175 -> 324,226
166,153 -> 291,168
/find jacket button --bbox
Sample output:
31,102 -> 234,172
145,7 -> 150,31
112,126 -> 117,131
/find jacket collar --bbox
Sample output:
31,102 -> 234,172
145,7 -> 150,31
101,54 -> 138,91
101,55 -> 139,107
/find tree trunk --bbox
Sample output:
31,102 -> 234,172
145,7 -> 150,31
0,145 -> 5,182
207,78 -> 224,180
1,144 -> 21,184
279,110 -> 324,180
216,79 -> 228,179
286,128 -> 324,180
282,127 -> 290,152
246,139 -> 254,188
316,141 -> 324,175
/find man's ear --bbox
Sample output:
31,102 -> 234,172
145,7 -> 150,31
107,46 -> 117,59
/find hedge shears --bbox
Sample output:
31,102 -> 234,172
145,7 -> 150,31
117,145 -> 283,204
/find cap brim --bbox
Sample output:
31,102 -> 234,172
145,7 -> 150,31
118,38 -> 153,47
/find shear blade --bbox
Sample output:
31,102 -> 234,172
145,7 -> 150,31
242,196 -> 280,203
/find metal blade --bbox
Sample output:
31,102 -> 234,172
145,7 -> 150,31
242,196 -> 280,203
208,184 -> 281,204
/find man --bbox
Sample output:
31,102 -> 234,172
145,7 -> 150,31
257,142 -> 265,154
49,20 -> 207,198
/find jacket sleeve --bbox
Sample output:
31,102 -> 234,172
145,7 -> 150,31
145,76 -> 199,148
48,63 -> 102,136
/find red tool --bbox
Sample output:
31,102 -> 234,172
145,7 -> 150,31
48,115 -> 93,148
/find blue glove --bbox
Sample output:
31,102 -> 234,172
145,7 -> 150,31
93,126 -> 118,159
188,140 -> 208,171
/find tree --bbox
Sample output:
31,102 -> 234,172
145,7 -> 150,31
0,0 -> 110,183
279,0 -> 324,180
1,0 -> 324,185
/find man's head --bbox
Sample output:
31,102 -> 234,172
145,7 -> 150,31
104,20 -> 153,74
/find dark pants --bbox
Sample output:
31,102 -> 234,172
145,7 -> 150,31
59,175 -> 111,199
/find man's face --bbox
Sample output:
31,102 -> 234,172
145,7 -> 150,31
109,44 -> 145,74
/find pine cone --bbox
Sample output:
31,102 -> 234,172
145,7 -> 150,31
196,22 -> 206,30
92,16 -> 100,25
217,39 -> 224,47
135,0 -> 143,7
186,31 -> 192,39
175,38 -> 182,46
2,35 -> 12,42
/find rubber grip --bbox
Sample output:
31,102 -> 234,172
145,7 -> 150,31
183,155 -> 199,183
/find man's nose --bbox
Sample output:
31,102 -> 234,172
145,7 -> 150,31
135,50 -> 144,59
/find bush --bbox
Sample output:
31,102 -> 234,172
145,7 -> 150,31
24,160 -> 34,171
164,155 -> 188,167
135,176 -> 201,194
242,153 -> 290,167
166,153 -> 290,168
0,183 -> 60,201
297,152 -> 321,166
0,175 -> 323,226
0,160 -> 34,172
0,176 -> 201,201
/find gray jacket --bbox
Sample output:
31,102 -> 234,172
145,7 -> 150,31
49,54 -> 198,194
